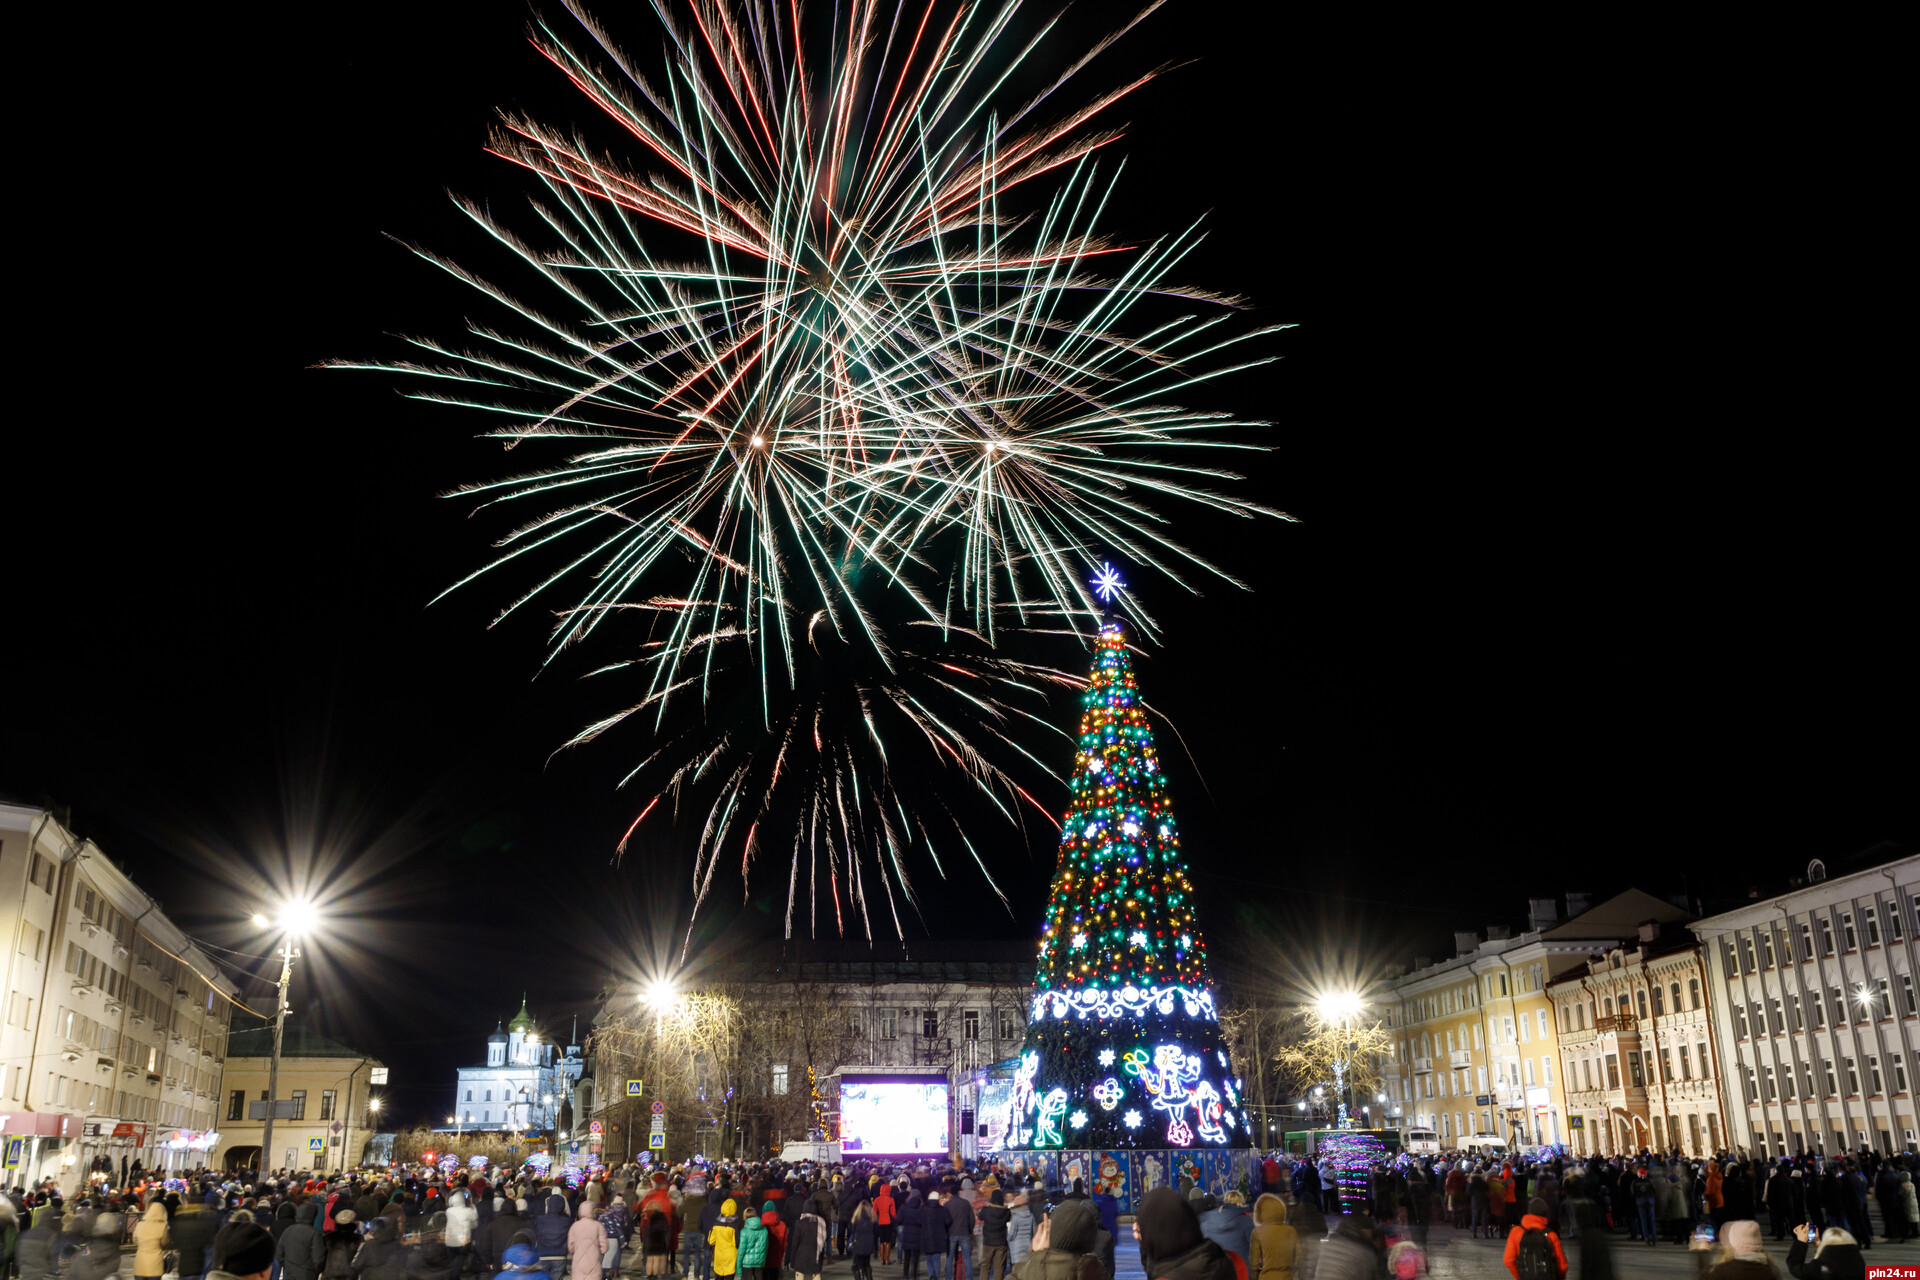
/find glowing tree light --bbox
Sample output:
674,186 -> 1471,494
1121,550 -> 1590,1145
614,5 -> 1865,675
1006,575 -> 1247,1150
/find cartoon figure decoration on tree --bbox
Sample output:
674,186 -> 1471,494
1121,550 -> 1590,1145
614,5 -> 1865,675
1007,566 -> 1251,1152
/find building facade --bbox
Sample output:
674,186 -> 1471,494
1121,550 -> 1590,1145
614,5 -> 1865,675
212,1015 -> 383,1173
0,803 -> 238,1190
1692,851 -> 1920,1157
1547,923 -> 1726,1157
586,941 -> 1031,1162
450,998 -> 581,1136
1383,890 -> 1691,1151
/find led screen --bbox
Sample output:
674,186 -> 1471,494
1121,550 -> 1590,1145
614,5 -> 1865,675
839,1079 -> 950,1155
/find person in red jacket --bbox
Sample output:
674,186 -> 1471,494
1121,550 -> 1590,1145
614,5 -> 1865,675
640,1174 -> 681,1259
1503,1198 -> 1567,1280
873,1184 -> 897,1267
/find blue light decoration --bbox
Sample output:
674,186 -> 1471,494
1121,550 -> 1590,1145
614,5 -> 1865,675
1319,1130 -> 1387,1212
1005,577 -> 1248,1153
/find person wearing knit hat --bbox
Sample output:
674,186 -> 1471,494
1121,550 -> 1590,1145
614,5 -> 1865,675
1705,1220 -> 1778,1279
209,1223 -> 276,1280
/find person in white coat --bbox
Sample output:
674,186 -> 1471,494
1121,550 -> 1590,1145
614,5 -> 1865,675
444,1191 -> 480,1280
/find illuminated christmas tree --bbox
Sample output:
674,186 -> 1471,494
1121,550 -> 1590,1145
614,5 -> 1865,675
1007,568 -> 1250,1151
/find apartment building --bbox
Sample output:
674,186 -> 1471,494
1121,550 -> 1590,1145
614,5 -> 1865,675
0,802 -> 238,1190
212,1013 -> 383,1173
1383,889 -> 1690,1150
1547,921 -> 1725,1157
1692,850 -> 1920,1157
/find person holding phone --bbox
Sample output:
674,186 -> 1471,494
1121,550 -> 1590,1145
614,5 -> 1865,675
1785,1223 -> 1864,1280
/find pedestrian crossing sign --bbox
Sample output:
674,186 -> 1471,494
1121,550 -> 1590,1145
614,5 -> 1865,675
309,1137 -> 325,1152
648,1132 -> 665,1150
626,1079 -> 644,1097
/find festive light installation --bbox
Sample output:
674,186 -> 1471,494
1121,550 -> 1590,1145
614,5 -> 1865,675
1007,589 -> 1247,1150
1318,1130 -> 1386,1212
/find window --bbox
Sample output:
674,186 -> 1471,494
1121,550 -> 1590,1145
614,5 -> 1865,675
1628,1052 -> 1645,1087
228,1090 -> 245,1121
964,1009 -> 980,1041
1843,914 -> 1858,950
771,1064 -> 789,1095
290,1089 -> 307,1120
1811,992 -> 1826,1029
1734,1005 -> 1749,1038
1606,1055 -> 1621,1089
1898,1056 -> 1910,1094
1782,1064 -> 1796,1100
1824,1060 -> 1838,1096
1744,1066 -> 1758,1103
1698,1043 -> 1712,1078
1771,998 -> 1784,1034
1791,994 -> 1804,1031
484,1089 -> 492,1103
1637,992 -> 1649,1021
1800,923 -> 1814,960
1846,1059 -> 1860,1095
30,854 -> 55,892
1866,908 -> 1881,946
320,1090 -> 336,1121
1764,1066 -> 1777,1101
1690,978 -> 1701,1009
1540,1055 -> 1552,1086
1663,1048 -> 1675,1083
1906,975 -> 1918,1017
1871,1057 -> 1885,1094
1762,932 -> 1776,968
1894,903 -> 1907,943
1831,989 -> 1848,1025
922,1009 -> 939,1039
1820,918 -> 1835,956
1878,979 -> 1894,1019
878,1009 -> 898,1040
1474,1024 -> 1484,1050
1518,1013 -> 1529,1043
1740,939 -> 1756,973
1724,943 -> 1739,979
1652,985 -> 1665,1016
1537,1009 -> 1548,1040
465,1089 -> 473,1102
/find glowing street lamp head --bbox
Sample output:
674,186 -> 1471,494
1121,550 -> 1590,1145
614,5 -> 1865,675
255,900 -> 321,936
642,979 -> 680,1007
1317,992 -> 1364,1021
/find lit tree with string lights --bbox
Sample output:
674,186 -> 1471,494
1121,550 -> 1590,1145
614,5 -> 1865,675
1006,567 -> 1251,1152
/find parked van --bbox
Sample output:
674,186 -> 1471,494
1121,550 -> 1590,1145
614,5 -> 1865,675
778,1141 -> 841,1164
1400,1127 -> 1440,1155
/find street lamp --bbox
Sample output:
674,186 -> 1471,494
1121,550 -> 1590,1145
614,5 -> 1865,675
1315,992 -> 1364,1129
251,900 -> 320,1176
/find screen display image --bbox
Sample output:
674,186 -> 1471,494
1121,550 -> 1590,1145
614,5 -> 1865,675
977,1077 -> 1014,1152
839,1080 -> 950,1154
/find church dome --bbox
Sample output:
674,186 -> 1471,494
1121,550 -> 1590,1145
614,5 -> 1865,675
507,995 -> 536,1034
487,1020 -> 508,1045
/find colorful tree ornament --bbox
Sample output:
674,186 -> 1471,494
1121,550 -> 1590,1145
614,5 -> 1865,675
1008,580 -> 1248,1150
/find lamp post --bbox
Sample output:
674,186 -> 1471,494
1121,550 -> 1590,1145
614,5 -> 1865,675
640,980 -> 680,1163
250,900 -> 319,1176
1315,993 -> 1364,1129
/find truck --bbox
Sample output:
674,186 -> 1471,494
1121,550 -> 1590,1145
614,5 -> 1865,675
777,1141 -> 841,1164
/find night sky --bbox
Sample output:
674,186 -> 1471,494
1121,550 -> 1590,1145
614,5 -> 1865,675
10,1 -> 1913,1126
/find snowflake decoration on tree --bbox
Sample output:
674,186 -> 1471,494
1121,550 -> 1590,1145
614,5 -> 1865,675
1129,930 -> 1149,948
1099,1048 -> 1116,1067
1070,1110 -> 1089,1129
1071,933 -> 1088,951
1091,563 -> 1125,602
1124,1109 -> 1142,1129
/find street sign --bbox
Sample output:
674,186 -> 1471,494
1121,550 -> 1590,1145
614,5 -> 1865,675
648,1133 -> 665,1150
309,1137 -> 325,1152
650,1100 -> 664,1115
332,1122 -> 343,1133
625,1079 -> 644,1097
248,1100 -> 300,1119
589,1121 -> 603,1135
651,1120 -> 665,1133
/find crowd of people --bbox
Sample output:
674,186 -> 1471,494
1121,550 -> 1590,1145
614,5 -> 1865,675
0,1144 -> 1913,1280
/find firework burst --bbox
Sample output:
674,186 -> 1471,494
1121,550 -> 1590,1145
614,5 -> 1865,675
334,0 -> 1291,937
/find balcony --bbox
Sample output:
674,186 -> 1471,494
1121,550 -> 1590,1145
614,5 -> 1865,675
1449,1050 -> 1473,1069
1593,1013 -> 1638,1034
1413,1057 -> 1435,1074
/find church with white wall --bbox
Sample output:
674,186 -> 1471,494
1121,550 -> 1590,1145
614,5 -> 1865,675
449,997 -> 582,1134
